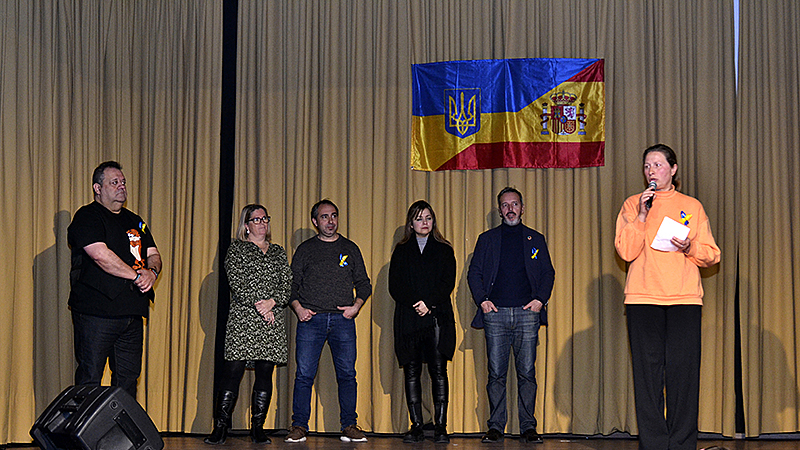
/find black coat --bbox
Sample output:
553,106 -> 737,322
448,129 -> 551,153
388,237 -> 457,366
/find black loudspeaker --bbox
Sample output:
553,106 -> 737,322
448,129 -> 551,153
30,385 -> 164,450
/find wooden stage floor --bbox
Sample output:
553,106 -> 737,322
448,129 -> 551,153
13,432 -> 800,449
158,432 -> 800,450
148,432 -> 800,450
112,431 -> 800,450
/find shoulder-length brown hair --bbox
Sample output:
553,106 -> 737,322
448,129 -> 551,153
397,200 -> 451,247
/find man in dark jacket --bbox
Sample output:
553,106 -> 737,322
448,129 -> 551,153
467,187 -> 555,444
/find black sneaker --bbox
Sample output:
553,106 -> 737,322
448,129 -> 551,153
520,428 -> 542,443
481,428 -> 504,443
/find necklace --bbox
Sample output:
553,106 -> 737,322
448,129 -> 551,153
250,239 -> 269,253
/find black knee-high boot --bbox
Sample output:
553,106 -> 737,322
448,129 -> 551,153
403,361 -> 425,443
403,402 -> 425,443
433,401 -> 449,443
430,349 -> 450,444
205,390 -> 238,445
250,389 -> 271,443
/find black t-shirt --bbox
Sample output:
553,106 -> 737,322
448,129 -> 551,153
67,201 -> 157,317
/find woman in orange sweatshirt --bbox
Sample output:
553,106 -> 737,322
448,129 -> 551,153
615,144 -> 721,450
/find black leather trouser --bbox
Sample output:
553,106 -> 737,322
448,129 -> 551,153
403,324 -> 449,425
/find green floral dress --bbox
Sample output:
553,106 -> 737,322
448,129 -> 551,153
223,239 -> 292,364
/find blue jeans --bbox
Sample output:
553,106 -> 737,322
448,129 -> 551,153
483,307 -> 540,432
72,311 -> 144,399
291,313 -> 358,430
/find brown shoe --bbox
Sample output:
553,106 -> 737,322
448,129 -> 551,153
340,424 -> 368,442
285,425 -> 307,443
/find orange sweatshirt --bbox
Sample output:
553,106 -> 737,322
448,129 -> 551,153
615,187 -> 721,305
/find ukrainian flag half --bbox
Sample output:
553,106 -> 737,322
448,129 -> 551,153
411,58 -> 604,171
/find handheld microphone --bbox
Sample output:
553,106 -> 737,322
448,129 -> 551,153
644,181 -> 657,209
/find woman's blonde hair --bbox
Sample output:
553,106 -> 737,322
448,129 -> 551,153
235,204 -> 271,242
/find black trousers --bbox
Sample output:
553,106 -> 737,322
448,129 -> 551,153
403,324 -> 449,410
72,312 -> 143,399
627,304 -> 702,450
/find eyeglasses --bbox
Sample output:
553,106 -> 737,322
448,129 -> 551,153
248,216 -> 270,224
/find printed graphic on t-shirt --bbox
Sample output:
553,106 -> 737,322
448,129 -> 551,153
127,228 -> 145,270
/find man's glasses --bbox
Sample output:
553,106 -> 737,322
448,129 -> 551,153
248,216 -> 270,224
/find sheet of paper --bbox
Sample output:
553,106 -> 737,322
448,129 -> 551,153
650,216 -> 690,252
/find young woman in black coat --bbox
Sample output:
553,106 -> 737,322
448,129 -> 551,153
389,200 -> 457,443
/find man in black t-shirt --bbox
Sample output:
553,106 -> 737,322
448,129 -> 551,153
67,161 -> 162,399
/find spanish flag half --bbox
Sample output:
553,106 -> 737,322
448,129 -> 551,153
411,58 -> 604,171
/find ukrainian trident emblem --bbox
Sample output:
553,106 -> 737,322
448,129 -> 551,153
540,90 -> 587,136
445,88 -> 481,138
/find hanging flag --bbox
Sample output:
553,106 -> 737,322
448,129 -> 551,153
411,58 -> 605,171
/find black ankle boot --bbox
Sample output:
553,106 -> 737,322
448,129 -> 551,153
403,424 -> 424,443
433,402 -> 449,443
250,389 -> 271,443
204,390 -> 237,445
403,402 -> 425,443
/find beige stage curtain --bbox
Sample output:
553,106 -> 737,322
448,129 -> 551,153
5,0 -> 766,444
232,0 -> 737,436
738,0 -> 800,436
0,0 -> 222,444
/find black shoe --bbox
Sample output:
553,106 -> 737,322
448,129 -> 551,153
520,428 -> 542,443
481,428 -> 504,443
403,425 -> 425,443
433,425 -> 449,443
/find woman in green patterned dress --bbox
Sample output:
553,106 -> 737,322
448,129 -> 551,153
205,204 -> 292,445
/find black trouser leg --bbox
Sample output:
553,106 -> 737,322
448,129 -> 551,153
665,306 -> 701,450
251,361 -> 275,443
628,305 -> 669,450
428,340 -> 450,425
429,325 -> 450,443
